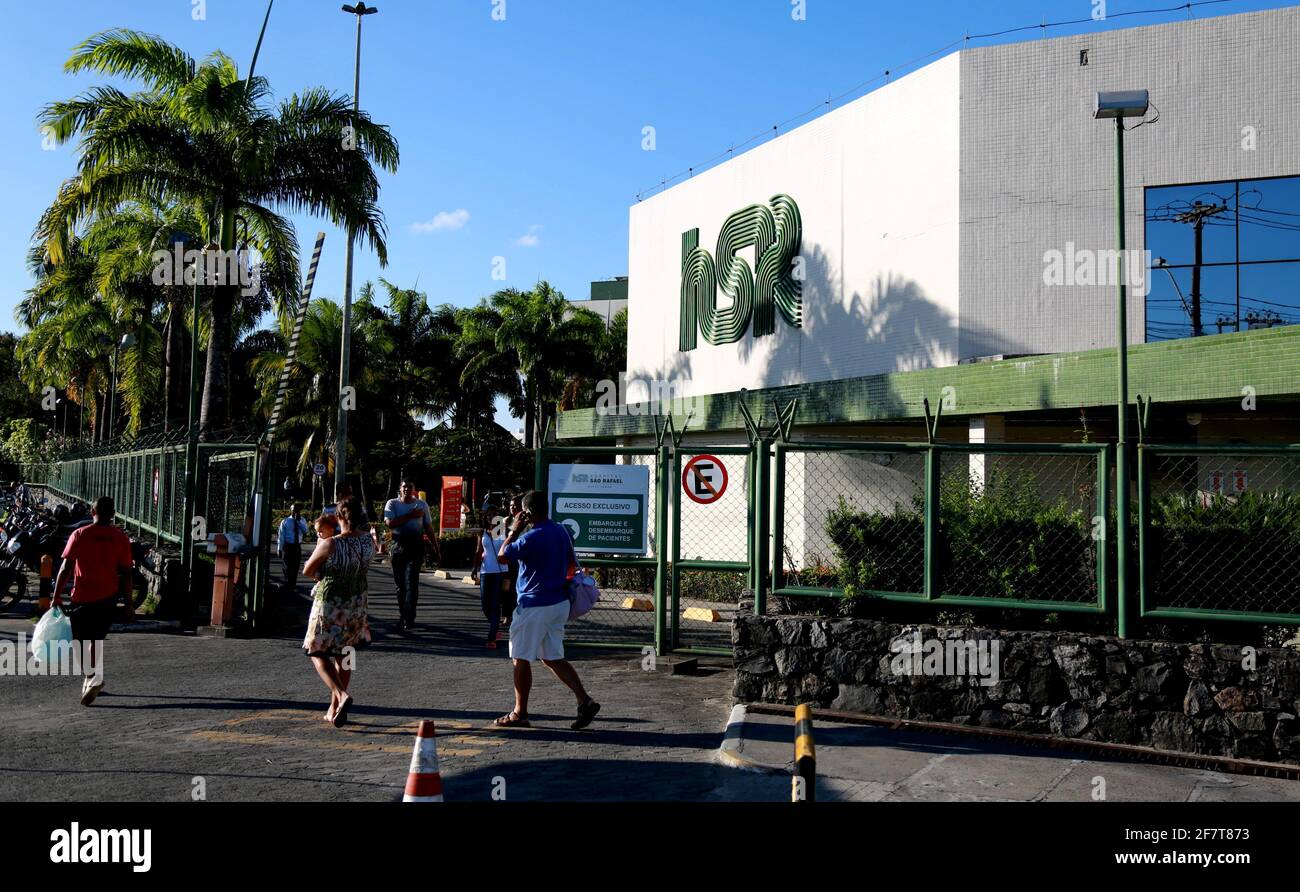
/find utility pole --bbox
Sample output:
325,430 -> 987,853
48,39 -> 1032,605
335,2 -> 379,500
1173,201 -> 1228,337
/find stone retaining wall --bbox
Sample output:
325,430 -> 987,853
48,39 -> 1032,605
733,615 -> 1300,764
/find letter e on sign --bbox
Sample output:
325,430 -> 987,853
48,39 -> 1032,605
682,455 -> 728,505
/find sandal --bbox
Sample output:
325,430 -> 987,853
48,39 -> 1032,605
332,695 -> 353,727
494,711 -> 531,728
571,698 -> 601,730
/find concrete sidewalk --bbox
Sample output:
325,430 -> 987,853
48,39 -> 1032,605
0,561 -> 779,802
718,706 -> 1300,802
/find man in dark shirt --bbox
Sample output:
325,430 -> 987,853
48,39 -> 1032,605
494,490 -> 599,730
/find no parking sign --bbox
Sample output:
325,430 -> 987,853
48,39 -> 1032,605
682,455 -> 728,504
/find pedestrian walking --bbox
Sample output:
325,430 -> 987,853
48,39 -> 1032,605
327,483 -> 380,552
302,497 -> 374,727
51,496 -> 133,707
472,520 -> 507,648
499,493 -> 523,627
494,490 -> 599,730
277,503 -> 308,596
383,479 -> 435,630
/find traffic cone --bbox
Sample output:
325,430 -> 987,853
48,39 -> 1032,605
402,720 -> 444,802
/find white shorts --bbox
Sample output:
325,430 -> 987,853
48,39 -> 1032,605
508,599 -> 569,662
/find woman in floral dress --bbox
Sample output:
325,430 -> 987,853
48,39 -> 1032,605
302,497 -> 374,726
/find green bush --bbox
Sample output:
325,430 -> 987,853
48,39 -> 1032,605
1148,490 -> 1300,614
436,530 -> 479,568
827,471 -> 1095,602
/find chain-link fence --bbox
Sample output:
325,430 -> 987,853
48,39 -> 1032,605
570,451 -> 660,650
21,441 -> 257,546
778,445 -> 927,597
936,447 -> 1102,605
537,447 -> 662,650
203,450 -> 257,539
1140,446 -> 1300,619
771,441 -> 1109,615
673,448 -> 751,651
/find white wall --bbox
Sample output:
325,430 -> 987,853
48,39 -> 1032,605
624,7 -> 1300,400
627,52 -> 963,400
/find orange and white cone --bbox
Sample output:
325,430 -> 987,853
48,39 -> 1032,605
402,720 -> 444,802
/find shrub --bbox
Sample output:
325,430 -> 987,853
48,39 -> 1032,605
826,471 -> 1095,603
1148,489 -> 1300,614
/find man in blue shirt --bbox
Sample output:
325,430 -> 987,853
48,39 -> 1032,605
277,504 -> 308,595
494,490 -> 600,730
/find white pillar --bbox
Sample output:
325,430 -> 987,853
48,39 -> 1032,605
968,416 -> 1006,492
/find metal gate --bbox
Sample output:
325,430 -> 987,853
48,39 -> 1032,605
535,439 -> 757,656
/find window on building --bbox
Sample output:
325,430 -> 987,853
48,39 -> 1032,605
1145,176 -> 1300,341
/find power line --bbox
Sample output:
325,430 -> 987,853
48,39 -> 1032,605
634,0 -> 1246,201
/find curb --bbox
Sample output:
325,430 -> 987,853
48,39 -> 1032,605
716,704 -> 787,774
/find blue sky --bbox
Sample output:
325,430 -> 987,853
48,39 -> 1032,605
2,0 -> 1295,428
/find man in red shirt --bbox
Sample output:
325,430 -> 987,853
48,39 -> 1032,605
53,496 -> 134,706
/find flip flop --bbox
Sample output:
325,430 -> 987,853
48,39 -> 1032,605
571,699 -> 601,730
332,695 -> 353,727
494,711 -> 531,728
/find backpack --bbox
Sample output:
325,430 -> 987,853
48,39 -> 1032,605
564,532 -> 601,621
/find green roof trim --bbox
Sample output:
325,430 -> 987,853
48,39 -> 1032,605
558,325 -> 1300,440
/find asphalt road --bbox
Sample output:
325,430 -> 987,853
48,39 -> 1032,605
0,560 -> 777,802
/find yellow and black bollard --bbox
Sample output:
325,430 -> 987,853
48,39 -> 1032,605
792,704 -> 816,802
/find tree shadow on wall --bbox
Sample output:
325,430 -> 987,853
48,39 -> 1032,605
724,242 -> 1023,423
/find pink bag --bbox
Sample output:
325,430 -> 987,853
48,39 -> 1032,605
565,535 -> 601,620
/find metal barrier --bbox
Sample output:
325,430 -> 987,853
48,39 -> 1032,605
1139,444 -> 1300,625
22,442 -> 257,547
671,445 -> 752,654
772,441 -> 1111,615
534,444 -> 669,653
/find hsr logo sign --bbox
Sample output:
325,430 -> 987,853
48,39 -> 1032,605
679,194 -> 803,350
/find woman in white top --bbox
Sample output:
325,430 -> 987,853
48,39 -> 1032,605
472,518 -> 508,649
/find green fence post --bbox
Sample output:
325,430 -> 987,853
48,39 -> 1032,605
1096,445 -> 1112,615
670,448 -> 683,651
1136,443 -> 1149,619
533,446 -> 546,493
924,443 -> 940,599
754,439 -> 769,616
771,441 -> 786,596
654,444 -> 670,656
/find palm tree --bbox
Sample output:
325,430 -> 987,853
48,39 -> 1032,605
36,29 -> 399,438
16,238 -> 117,441
459,281 -> 607,447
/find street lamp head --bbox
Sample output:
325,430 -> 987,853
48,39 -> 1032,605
1094,90 -> 1150,120
342,3 -> 378,14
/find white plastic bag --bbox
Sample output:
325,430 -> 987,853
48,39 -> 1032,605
30,606 -> 73,667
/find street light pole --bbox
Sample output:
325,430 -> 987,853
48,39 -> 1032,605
1095,90 -> 1149,640
335,2 -> 378,501
182,246 -> 208,619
